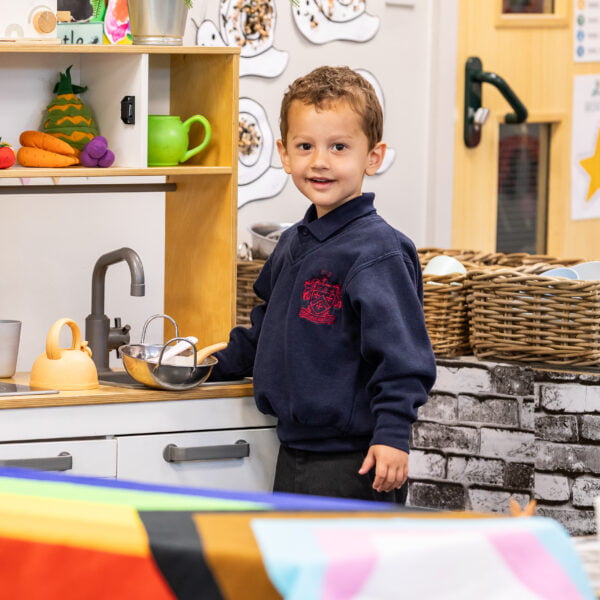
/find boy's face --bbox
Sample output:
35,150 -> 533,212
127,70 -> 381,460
277,100 -> 386,218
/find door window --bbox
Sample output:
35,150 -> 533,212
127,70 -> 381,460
496,123 -> 550,253
502,0 -> 555,13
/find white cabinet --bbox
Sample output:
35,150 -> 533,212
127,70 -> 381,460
116,427 -> 278,491
0,438 -> 117,478
0,392 -> 278,492
0,46 -> 271,492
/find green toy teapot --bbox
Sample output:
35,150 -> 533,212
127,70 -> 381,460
147,114 -> 212,166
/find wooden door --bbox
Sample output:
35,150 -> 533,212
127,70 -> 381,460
452,0 -> 599,259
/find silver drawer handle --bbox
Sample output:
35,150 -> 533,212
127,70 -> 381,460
0,451 -> 72,472
163,440 -> 250,463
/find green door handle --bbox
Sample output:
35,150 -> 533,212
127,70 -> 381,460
464,56 -> 528,148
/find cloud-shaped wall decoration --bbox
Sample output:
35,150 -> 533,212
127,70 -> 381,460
292,0 -> 379,45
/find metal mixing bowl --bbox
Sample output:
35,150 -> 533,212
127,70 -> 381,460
120,341 -> 217,391
248,222 -> 293,259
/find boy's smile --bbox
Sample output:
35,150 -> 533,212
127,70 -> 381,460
277,99 -> 386,218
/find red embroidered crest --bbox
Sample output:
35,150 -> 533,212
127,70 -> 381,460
299,271 -> 342,324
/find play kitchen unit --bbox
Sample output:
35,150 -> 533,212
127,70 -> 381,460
0,43 -> 279,492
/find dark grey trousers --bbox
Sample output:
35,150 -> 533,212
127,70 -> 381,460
273,444 -> 408,504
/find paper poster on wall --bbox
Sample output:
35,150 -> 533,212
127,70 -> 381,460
194,0 -> 288,78
571,74 -> 600,219
292,0 -> 379,45
574,0 -> 600,62
238,97 -> 288,208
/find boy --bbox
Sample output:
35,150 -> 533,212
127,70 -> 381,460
210,66 -> 436,502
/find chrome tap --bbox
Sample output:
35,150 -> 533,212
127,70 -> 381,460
85,248 -> 145,372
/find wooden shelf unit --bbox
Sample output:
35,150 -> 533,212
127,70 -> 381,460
0,166 -> 233,178
1,44 -> 240,348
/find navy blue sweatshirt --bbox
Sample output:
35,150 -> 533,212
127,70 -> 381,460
211,193 -> 436,453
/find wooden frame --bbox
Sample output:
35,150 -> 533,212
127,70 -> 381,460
495,0 -> 569,28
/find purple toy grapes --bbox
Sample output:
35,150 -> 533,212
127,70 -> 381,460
81,137 -> 114,168
86,136 -> 108,159
80,149 -> 98,167
98,149 -> 115,168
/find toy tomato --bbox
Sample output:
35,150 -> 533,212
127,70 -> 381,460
0,139 -> 16,169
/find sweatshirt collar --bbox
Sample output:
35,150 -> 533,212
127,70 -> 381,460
299,193 -> 376,241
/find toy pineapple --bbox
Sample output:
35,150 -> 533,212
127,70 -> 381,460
43,65 -> 99,151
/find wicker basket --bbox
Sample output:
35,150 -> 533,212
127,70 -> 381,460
494,253 -> 583,268
418,247 -> 505,268
467,268 -> 600,367
423,273 -> 470,357
236,259 -> 265,327
418,247 -> 583,269
418,248 -> 586,359
419,248 -> 502,357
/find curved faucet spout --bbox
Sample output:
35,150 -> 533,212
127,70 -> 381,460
91,248 -> 146,316
86,247 -> 146,371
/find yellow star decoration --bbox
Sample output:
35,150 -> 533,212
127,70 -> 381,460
580,130 -> 600,202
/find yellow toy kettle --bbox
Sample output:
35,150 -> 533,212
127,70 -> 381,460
30,318 -> 98,390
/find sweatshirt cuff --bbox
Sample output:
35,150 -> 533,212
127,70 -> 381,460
370,419 -> 412,453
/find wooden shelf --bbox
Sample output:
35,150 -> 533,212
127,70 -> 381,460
2,44 -> 240,350
0,43 -> 240,56
0,166 -> 233,178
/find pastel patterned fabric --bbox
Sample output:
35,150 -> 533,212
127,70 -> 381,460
0,468 -> 594,600
252,516 -> 595,599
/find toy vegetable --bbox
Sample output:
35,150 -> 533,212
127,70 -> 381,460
43,65 -> 99,151
80,136 -> 115,168
17,130 -> 80,167
0,138 -> 16,169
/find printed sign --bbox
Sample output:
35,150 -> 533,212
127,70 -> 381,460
571,74 -> 600,219
58,22 -> 103,44
574,0 -> 600,62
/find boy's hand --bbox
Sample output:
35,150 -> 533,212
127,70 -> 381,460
358,444 -> 408,493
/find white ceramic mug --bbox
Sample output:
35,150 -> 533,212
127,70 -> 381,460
541,267 -> 579,279
571,261 -> 600,280
0,320 -> 21,378
423,255 -> 467,276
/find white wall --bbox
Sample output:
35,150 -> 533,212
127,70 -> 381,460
425,0 -> 458,247
1,0 -> 457,373
198,0 -> 444,249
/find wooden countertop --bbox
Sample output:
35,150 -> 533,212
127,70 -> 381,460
0,372 -> 253,410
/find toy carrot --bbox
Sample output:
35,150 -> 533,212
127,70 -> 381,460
17,147 -> 79,168
19,130 -> 79,157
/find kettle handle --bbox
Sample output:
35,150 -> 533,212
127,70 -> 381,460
46,318 -> 83,361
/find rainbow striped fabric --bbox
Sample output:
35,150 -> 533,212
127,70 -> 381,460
0,467 -> 594,600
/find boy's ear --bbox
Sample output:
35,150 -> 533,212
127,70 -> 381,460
365,142 -> 386,176
276,139 -> 292,174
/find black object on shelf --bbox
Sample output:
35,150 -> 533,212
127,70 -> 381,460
121,96 -> 136,125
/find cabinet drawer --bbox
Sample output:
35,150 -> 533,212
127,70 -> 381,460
117,428 -> 279,492
0,439 -> 117,477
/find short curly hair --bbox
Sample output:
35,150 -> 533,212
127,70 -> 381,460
279,66 -> 383,150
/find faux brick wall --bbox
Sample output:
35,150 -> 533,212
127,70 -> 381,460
406,357 -> 600,536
